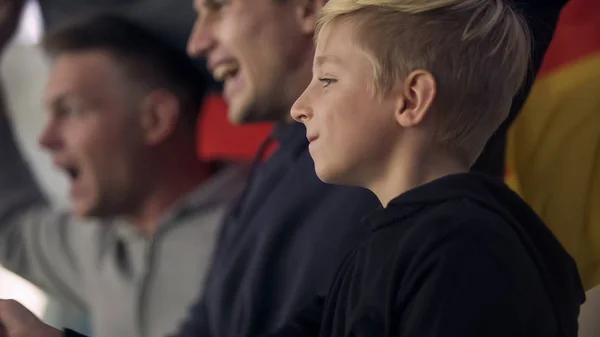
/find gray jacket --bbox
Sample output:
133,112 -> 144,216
0,120 -> 246,337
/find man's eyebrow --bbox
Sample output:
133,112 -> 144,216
200,0 -> 222,11
193,0 -> 202,11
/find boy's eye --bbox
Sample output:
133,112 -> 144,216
318,78 -> 337,88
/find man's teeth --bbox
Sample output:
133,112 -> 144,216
213,63 -> 239,82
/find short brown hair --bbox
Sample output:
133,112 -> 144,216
42,13 -> 207,127
317,0 -> 531,164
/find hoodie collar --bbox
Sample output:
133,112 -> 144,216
366,173 -> 507,232
364,171 -> 585,337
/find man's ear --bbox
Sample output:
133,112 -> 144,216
394,70 -> 436,128
139,90 -> 181,145
294,0 -> 327,35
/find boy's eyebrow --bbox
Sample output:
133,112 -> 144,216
315,55 -> 345,68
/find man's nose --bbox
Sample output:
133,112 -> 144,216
187,18 -> 216,58
38,120 -> 64,151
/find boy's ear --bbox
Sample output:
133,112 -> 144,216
139,90 -> 181,145
294,0 -> 327,35
395,70 -> 436,128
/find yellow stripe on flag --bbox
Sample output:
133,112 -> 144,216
506,52 -> 600,290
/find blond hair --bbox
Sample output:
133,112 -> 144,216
316,0 -> 531,164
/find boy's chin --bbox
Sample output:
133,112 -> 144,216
315,165 -> 349,186
316,165 -> 370,191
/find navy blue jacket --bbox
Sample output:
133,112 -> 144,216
174,122 -> 380,337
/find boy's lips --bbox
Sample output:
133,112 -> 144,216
307,134 -> 319,143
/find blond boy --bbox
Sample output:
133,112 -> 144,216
284,0 -> 585,336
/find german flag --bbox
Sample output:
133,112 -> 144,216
506,0 -> 600,291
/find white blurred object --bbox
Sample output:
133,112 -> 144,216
15,0 -> 44,46
1,41 -> 69,205
0,269 -> 47,317
0,8 -> 55,319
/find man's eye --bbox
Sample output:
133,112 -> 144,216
56,107 -> 86,118
318,78 -> 337,88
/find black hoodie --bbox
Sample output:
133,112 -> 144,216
272,173 -> 584,337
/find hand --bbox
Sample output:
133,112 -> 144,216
0,0 -> 26,52
0,299 -> 62,337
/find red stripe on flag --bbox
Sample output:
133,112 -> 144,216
538,0 -> 600,77
196,94 -> 274,162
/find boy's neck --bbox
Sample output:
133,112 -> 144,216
370,149 -> 468,207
